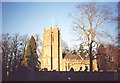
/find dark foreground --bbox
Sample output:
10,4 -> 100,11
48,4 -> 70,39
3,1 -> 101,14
2,71 -> 119,82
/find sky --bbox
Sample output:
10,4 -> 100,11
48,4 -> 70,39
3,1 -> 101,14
2,2 -> 118,49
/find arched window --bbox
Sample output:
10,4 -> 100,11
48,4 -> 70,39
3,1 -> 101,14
84,66 -> 88,71
80,67 -> 82,71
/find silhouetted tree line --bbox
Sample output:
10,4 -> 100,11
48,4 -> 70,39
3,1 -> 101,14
1,33 -> 42,81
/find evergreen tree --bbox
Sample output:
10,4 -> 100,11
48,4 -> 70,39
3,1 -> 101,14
22,36 -> 38,69
72,49 -> 77,54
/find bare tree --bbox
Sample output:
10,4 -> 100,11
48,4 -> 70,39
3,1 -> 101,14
34,34 -> 43,63
1,33 -> 30,79
61,40 -> 70,54
105,44 -> 118,65
2,33 -> 11,78
11,33 -> 21,71
70,2 -> 114,72
20,34 -> 29,57
97,44 -> 118,70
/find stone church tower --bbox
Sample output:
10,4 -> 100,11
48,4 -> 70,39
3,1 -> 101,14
41,25 -> 98,72
41,26 -> 62,71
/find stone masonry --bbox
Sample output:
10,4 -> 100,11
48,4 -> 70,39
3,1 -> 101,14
41,26 -> 98,71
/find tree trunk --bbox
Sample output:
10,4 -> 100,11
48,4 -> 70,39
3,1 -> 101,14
30,47 -> 35,81
89,41 -> 93,72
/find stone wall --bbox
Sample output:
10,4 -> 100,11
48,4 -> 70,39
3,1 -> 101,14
41,26 -> 62,71
61,59 -> 98,71
62,59 -> 90,71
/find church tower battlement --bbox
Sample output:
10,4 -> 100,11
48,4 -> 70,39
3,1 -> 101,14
41,25 -> 62,71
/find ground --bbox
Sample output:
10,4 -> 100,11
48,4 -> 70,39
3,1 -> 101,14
2,71 -> 119,81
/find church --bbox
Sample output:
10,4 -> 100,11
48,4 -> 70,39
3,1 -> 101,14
41,26 -> 98,71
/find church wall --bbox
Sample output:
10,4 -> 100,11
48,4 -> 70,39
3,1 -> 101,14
41,28 -> 52,71
61,59 -> 65,71
41,27 -> 62,71
62,59 -> 90,71
59,29 -> 63,71
41,26 -> 98,72
52,27 -> 59,70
